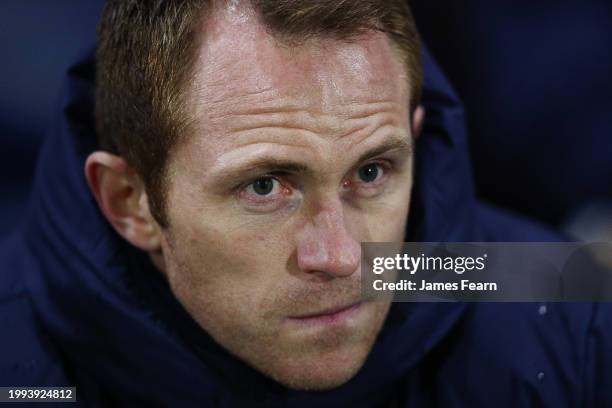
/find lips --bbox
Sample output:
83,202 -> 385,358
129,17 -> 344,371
288,301 -> 363,321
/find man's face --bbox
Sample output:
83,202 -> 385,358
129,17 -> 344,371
159,6 -> 414,390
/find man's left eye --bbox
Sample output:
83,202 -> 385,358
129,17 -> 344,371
357,163 -> 384,183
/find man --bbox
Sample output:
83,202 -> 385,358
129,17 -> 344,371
1,0 -> 611,406
89,0 -> 424,392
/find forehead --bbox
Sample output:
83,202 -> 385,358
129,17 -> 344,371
188,3 -> 410,123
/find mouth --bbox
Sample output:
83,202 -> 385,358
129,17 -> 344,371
287,302 -> 364,325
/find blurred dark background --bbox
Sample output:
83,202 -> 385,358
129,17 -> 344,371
0,1 -> 105,236
411,0 -> 612,240
1,1 -> 611,240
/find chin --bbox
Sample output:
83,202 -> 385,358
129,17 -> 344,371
254,301 -> 391,390
269,344 -> 371,391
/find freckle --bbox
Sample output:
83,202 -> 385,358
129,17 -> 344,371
256,235 -> 266,241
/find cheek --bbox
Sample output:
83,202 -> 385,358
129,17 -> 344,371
358,179 -> 412,242
161,215 -> 294,330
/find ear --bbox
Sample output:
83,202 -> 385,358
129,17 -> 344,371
411,105 -> 425,139
84,152 -> 162,252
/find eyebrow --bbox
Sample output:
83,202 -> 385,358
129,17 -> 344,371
209,158 -> 309,189
212,136 -> 412,187
355,137 -> 412,165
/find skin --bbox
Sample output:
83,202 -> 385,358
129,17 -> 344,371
86,3 -> 424,391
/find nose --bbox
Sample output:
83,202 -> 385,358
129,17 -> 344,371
295,202 -> 361,278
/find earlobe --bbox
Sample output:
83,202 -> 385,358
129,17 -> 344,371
84,152 -> 162,252
411,105 -> 425,140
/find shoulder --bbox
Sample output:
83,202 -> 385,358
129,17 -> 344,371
0,232 -> 70,387
428,303 -> 596,406
0,295 -> 70,386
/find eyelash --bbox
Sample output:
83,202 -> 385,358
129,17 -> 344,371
238,175 -> 291,205
237,159 -> 395,209
356,161 -> 390,186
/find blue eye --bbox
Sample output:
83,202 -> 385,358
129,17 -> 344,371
358,163 -> 382,183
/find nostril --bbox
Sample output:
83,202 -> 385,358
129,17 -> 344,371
335,238 -> 361,275
296,238 -> 329,272
296,234 -> 360,278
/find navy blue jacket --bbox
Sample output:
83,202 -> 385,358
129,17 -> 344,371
1,47 -> 611,407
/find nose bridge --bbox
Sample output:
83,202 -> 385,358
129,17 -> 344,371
314,200 -> 344,236
295,198 -> 361,277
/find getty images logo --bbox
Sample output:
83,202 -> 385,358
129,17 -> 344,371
372,253 -> 488,275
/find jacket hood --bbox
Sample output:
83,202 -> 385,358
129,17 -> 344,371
20,45 -> 480,405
